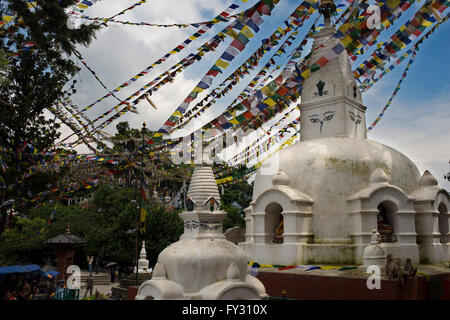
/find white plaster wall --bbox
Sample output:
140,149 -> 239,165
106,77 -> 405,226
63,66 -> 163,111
252,137 -> 420,243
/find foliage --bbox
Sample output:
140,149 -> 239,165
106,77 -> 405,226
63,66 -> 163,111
110,121 -> 155,154
81,292 -> 107,300
0,49 -> 10,87
217,164 -> 253,231
0,185 -> 183,268
0,216 -> 50,265
0,0 -> 100,205
142,203 -> 184,265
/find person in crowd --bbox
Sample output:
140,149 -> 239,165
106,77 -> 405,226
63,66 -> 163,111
84,274 -> 94,298
4,291 -> 17,300
118,265 -> 123,281
18,281 -> 31,300
110,265 -> 116,283
87,256 -> 94,274
30,287 -> 40,300
94,256 -> 101,274
54,281 -> 64,298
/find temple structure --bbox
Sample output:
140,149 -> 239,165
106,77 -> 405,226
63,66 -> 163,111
45,226 -> 86,281
239,0 -> 450,266
135,155 -> 267,300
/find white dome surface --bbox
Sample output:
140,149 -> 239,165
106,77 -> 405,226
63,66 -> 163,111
157,238 -> 249,294
253,136 -> 421,242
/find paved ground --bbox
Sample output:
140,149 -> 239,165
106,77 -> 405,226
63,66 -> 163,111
78,270 -> 121,299
80,284 -> 115,298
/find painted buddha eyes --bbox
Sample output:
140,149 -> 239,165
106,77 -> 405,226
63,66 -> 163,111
309,111 -> 335,134
323,113 -> 335,121
349,111 -> 362,124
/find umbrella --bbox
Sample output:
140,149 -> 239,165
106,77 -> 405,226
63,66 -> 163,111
41,270 -> 59,279
104,262 -> 118,268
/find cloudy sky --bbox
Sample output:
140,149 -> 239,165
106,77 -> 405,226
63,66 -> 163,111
59,0 -> 450,188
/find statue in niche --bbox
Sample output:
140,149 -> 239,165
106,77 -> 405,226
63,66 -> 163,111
349,111 -> 362,132
309,110 -> 335,135
314,80 -> 328,97
273,216 -> 284,244
377,203 -> 395,242
353,84 -> 358,99
205,197 -> 219,212
185,196 -> 195,212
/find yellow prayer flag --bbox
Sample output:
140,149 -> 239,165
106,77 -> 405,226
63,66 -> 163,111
2,15 -> 14,23
422,20 -> 433,27
374,56 -> 384,65
215,59 -> 230,69
301,69 -> 311,80
341,35 -> 353,47
339,23 -> 351,34
241,25 -> 254,39
140,207 -> 147,224
263,98 -> 276,107
320,266 -> 340,270
261,86 -> 273,97
386,0 -> 400,9
192,87 -> 204,93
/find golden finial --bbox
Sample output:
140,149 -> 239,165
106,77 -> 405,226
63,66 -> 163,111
319,0 -> 336,21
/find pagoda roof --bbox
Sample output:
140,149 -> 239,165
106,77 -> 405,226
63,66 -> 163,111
45,233 -> 86,246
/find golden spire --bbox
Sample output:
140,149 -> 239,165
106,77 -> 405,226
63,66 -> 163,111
319,0 -> 336,25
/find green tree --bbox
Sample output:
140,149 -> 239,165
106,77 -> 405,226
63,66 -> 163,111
0,49 -> 10,88
142,203 -> 184,265
0,0 -> 100,206
0,216 -> 49,265
0,185 -> 184,267
217,164 -> 253,230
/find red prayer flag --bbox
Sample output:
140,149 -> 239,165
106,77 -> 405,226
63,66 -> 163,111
316,56 -> 329,67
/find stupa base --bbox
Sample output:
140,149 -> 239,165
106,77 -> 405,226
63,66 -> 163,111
255,264 -> 450,300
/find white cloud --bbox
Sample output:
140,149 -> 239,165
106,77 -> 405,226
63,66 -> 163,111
57,0 -> 450,191
365,87 -> 450,189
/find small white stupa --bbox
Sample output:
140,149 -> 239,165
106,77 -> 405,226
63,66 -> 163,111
363,229 -> 386,267
134,241 -> 152,274
135,153 -> 267,300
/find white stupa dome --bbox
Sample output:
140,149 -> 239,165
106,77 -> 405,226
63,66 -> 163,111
252,136 -> 420,242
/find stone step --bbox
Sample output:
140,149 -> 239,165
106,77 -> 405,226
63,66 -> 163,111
79,272 -> 113,287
